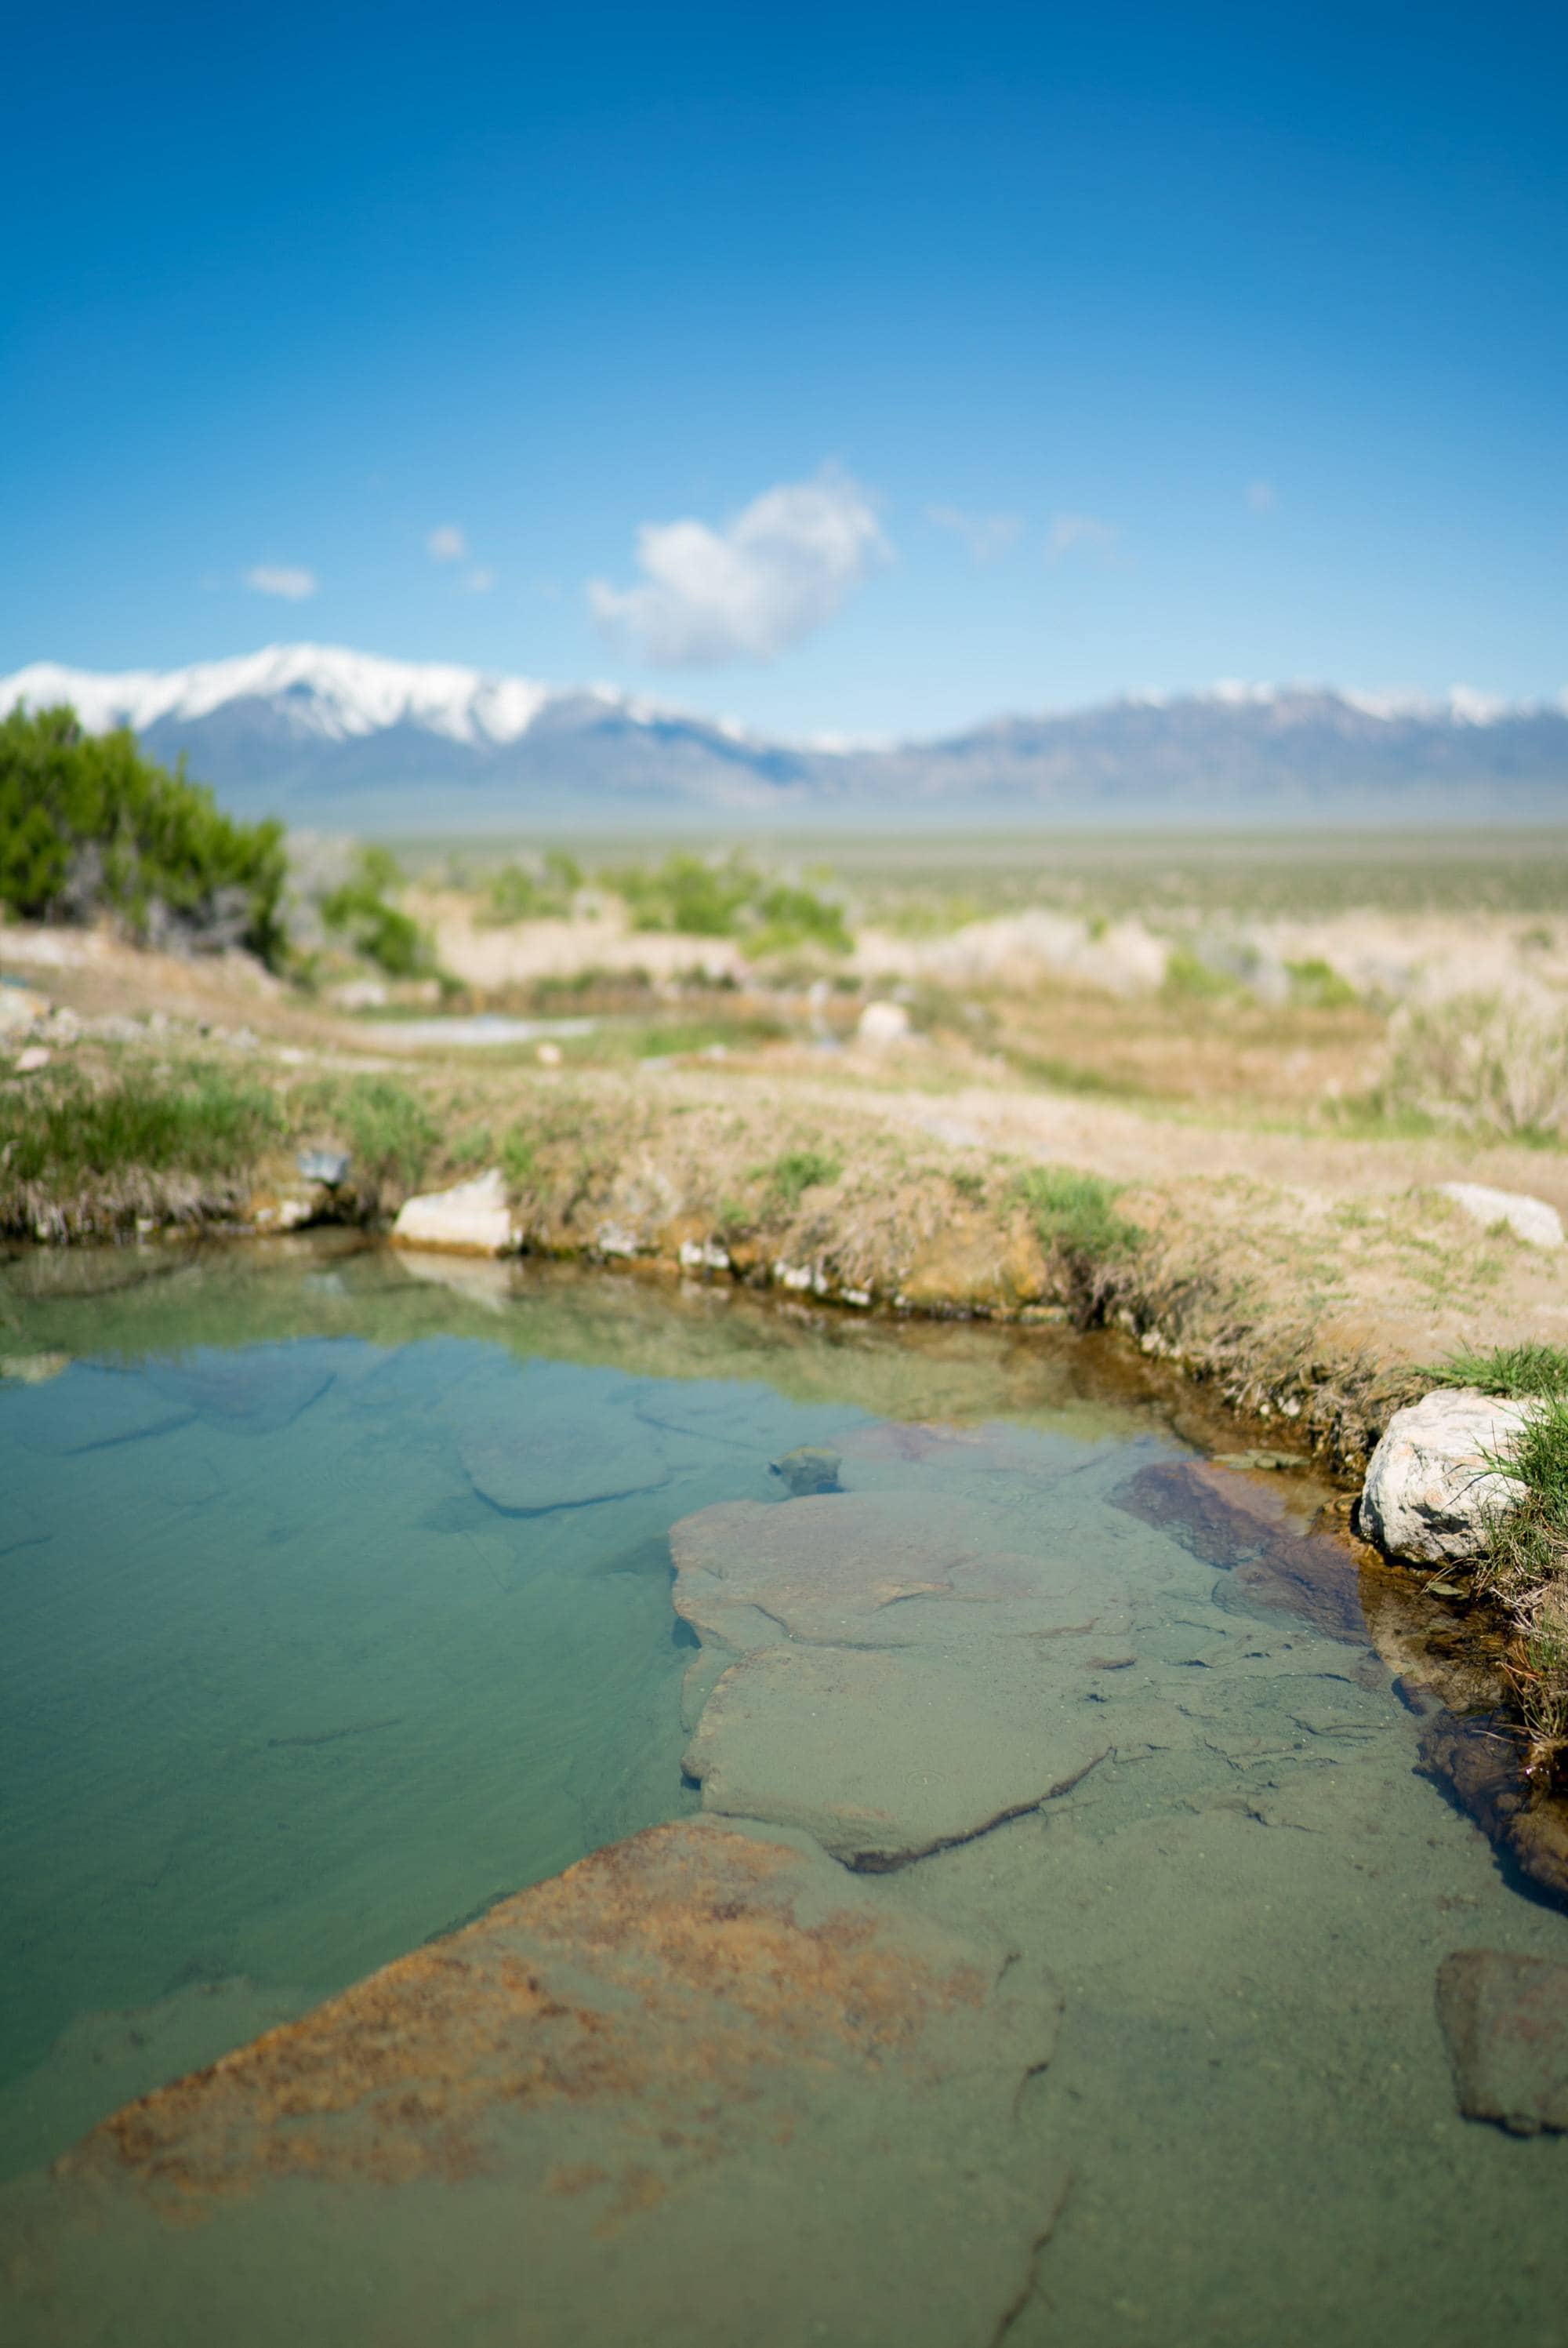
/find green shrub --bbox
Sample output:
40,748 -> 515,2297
0,703 -> 285,961
612,852 -> 756,936
607,852 -> 850,954
1286,956 -> 1359,1010
1378,994 -> 1568,1140
1161,946 -> 1237,1002
320,847 -> 434,978
1015,1165 -> 1142,1259
746,881 -> 851,958
481,850 -> 582,925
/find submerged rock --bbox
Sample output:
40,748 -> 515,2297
684,1641 -> 1108,1869
390,1168 -> 516,1256
768,1443 -> 841,1496
672,1491 -> 1120,1866
1359,1388 -> 1532,1566
1110,1458 -> 1367,1644
141,1347 -> 336,1436
1436,1949 -> 1568,2132
0,1821 -> 1067,2348
459,1399 -> 668,1513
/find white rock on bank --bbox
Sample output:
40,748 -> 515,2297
1360,1387 -> 1534,1565
857,1000 -> 911,1047
390,1169 -> 516,1256
1438,1182 -> 1564,1250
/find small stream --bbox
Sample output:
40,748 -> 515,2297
0,1237 -> 1564,2345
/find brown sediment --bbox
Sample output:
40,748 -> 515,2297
56,1823 -> 1000,2210
1417,1715 -> 1568,1907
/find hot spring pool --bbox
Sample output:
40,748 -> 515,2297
0,1236 -> 1564,2346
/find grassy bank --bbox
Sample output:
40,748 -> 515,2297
0,1034 -> 1427,1470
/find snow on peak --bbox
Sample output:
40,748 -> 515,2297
0,644 -> 559,747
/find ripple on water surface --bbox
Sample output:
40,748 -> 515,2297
0,1240 -> 1566,2346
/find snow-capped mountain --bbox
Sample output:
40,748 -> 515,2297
4,644 -> 1566,827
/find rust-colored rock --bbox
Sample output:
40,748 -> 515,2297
1110,1458 -> 1367,1644
0,1820 -> 1066,2348
1436,1949 -> 1568,2132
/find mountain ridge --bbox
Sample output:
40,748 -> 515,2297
5,644 -> 1567,828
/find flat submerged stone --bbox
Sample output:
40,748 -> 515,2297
672,1490 -> 1120,1866
0,1819 -> 1065,2348
459,1400 -> 668,1514
684,1642 -> 1108,1868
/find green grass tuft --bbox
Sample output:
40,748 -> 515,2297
767,1149 -> 843,1209
0,1062 -> 283,1190
1425,1341 -> 1568,1398
293,1075 -> 437,1190
1014,1165 -> 1142,1259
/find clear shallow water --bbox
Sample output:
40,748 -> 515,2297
1,1238 -> 1566,2346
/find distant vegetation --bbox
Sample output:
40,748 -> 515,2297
480,849 -> 583,925
317,845 -> 436,979
0,703 -> 285,962
1373,994 -> 1568,1143
607,852 -> 850,957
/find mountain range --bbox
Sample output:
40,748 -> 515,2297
5,644 -> 1566,829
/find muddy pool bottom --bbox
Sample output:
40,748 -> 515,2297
0,1237 -> 1565,2346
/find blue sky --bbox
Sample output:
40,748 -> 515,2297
3,0 -> 1564,740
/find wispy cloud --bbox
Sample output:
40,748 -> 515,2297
589,467 -> 887,666
244,565 -> 318,601
927,504 -> 1022,565
1046,514 -> 1120,565
427,524 -> 467,562
1247,478 -> 1277,515
466,566 -> 496,594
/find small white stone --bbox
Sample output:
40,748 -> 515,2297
856,1000 -> 911,1047
391,1169 -> 515,1256
536,1041 -> 563,1067
1437,1182 -> 1563,1249
1360,1387 -> 1535,1565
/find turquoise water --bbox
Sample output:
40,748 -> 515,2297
2,1236 -> 1567,2346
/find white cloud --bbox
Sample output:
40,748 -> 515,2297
244,565 -> 318,601
589,467 -> 887,666
1046,514 -> 1120,565
427,524 -> 467,563
927,504 -> 1022,564
466,566 -> 496,594
1247,478 -> 1277,515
